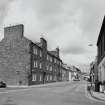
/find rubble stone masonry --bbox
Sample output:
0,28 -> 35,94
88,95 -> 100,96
0,24 -> 31,85
0,24 -> 63,86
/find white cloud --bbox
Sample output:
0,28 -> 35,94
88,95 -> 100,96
0,0 -> 105,71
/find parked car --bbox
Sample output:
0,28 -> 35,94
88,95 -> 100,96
0,81 -> 6,88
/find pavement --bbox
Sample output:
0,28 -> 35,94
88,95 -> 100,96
87,82 -> 105,102
0,80 -> 104,105
91,91 -> 105,101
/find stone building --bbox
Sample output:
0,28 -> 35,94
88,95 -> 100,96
0,24 -> 62,86
90,57 -> 98,84
62,64 -> 68,81
97,16 -> 105,83
61,64 -> 72,81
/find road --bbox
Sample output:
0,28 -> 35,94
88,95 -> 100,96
0,81 -> 104,105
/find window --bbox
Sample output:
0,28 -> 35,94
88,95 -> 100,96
39,74 -> 42,81
34,61 -> 38,68
40,50 -> 42,57
50,66 -> 52,71
54,58 -> 56,63
32,74 -> 37,81
50,75 -> 52,80
47,55 -> 49,60
33,47 -> 38,55
50,57 -> 52,62
39,63 -> 42,69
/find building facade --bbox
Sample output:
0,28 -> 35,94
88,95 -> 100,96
69,66 -> 81,80
62,64 -> 69,81
62,64 -> 72,81
0,24 -> 62,85
97,16 -> 105,83
90,58 -> 98,84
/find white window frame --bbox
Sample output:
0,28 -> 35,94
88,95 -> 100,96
34,61 -> 38,68
39,62 -> 42,69
50,75 -> 52,80
39,74 -> 42,81
50,66 -> 52,71
40,50 -> 42,57
32,74 -> 37,81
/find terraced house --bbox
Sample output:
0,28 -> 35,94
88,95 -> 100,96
0,24 -> 62,86
97,16 -> 105,84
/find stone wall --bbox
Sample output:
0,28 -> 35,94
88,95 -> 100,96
0,24 -> 31,85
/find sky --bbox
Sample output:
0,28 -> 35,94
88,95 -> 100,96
0,0 -> 105,72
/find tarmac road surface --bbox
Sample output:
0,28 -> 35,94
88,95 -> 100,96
0,81 -> 104,105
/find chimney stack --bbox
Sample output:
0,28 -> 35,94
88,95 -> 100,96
4,24 -> 24,40
40,37 -> 47,50
56,47 -> 59,57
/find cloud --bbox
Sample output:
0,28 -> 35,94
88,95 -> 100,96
62,45 -> 86,55
0,0 -> 105,70
0,0 -> 15,25
0,0 -> 15,39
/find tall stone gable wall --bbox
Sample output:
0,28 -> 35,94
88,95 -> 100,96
0,24 -> 31,85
